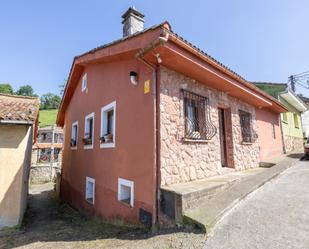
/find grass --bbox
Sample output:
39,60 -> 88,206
39,109 -> 58,127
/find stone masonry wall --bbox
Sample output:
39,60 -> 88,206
284,135 -> 304,153
160,67 -> 260,186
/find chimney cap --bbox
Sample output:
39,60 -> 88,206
122,7 -> 145,19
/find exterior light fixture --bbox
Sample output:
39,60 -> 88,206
130,71 -> 138,86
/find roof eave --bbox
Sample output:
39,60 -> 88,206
280,89 -> 307,112
0,120 -> 34,125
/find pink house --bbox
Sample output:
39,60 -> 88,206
57,8 -> 287,226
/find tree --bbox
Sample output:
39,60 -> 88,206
15,85 -> 37,97
40,93 -> 61,109
0,83 -> 14,94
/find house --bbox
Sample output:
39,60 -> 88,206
254,82 -> 307,152
0,94 -> 39,228
30,125 -> 63,183
300,96 -> 309,138
32,126 -> 63,165
57,8 -> 287,226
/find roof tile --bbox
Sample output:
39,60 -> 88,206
0,94 -> 40,123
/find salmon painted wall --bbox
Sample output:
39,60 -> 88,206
60,58 -> 156,223
256,108 -> 283,161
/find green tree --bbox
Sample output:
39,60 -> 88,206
15,85 -> 37,97
40,93 -> 61,110
0,83 -> 14,94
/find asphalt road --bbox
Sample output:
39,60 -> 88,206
204,160 -> 309,249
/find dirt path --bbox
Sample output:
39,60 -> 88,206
0,183 -> 205,249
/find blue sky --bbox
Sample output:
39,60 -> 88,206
0,0 -> 309,96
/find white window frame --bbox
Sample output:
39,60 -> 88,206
118,178 -> 134,207
84,112 -> 94,149
71,121 -> 78,150
82,73 -> 87,92
85,177 -> 95,204
100,101 -> 116,148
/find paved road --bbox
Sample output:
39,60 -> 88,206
204,161 -> 309,249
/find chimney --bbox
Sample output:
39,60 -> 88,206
122,7 -> 145,37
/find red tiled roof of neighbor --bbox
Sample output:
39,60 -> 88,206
0,93 -> 40,124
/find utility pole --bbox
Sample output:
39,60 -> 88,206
50,124 -> 55,181
289,75 -> 296,92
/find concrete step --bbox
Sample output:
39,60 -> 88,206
183,154 -> 302,233
160,168 -> 265,223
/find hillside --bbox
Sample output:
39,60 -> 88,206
39,109 -> 58,127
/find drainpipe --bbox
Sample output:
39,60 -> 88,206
136,32 -> 168,230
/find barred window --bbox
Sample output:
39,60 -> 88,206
182,90 -> 216,140
239,110 -> 253,143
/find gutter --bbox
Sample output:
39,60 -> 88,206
0,120 -> 34,125
135,31 -> 168,230
279,88 -> 308,113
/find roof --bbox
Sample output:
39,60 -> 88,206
0,93 -> 40,124
252,82 -> 307,112
75,23 -> 163,60
57,21 -> 288,125
280,88 -> 307,113
300,96 -> 309,104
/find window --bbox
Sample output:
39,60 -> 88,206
294,113 -> 299,128
85,177 -> 95,204
239,110 -> 253,143
82,73 -> 87,92
282,113 -> 288,123
71,121 -> 78,149
83,112 -> 94,149
100,101 -> 116,148
182,90 -> 216,140
118,178 -> 134,207
272,123 -> 276,139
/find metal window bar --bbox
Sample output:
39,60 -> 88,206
182,90 -> 217,140
239,110 -> 256,143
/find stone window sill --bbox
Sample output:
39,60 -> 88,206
182,138 -> 211,143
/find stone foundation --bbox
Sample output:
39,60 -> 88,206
30,164 -> 61,184
284,135 -> 304,153
160,67 -> 260,186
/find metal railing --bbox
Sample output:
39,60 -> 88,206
182,90 -> 217,140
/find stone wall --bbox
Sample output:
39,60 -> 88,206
160,67 -> 260,186
284,135 -> 304,153
30,165 -> 61,184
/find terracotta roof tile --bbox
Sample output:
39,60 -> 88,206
0,94 -> 40,123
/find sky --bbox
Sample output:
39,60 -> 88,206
0,0 -> 309,97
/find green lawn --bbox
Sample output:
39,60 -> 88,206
39,109 -> 58,127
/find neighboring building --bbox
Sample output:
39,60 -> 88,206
57,8 -> 287,226
30,125 -> 63,184
300,96 -> 309,138
254,82 -> 307,153
0,94 -> 39,228
32,126 -> 63,165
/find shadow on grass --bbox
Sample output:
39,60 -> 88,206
0,188 -> 203,249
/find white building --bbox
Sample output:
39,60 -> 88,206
301,96 -> 309,138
